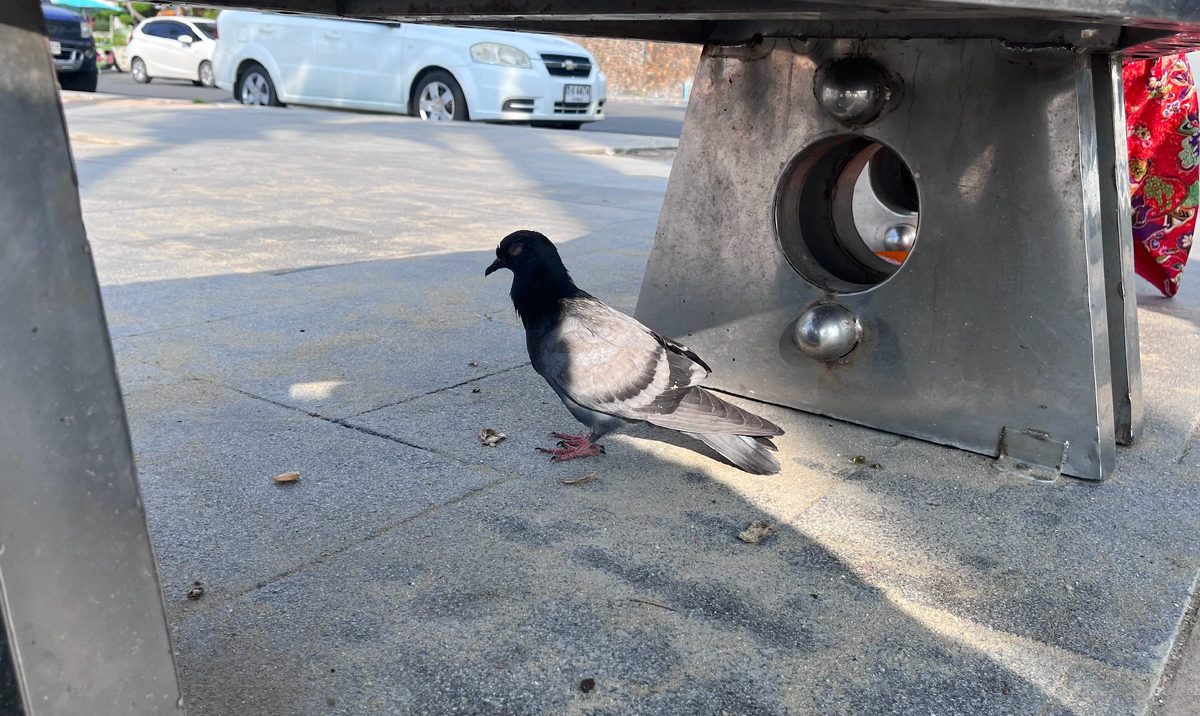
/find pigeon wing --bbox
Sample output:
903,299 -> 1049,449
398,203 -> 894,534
640,386 -> 784,437
532,298 -> 706,420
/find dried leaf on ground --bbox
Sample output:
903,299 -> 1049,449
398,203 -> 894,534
561,473 -> 595,485
850,455 -> 866,464
186,585 -> 205,600
479,428 -> 506,447
738,519 -> 775,544
272,471 -> 300,483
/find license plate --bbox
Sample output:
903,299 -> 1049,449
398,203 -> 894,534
564,85 -> 591,104
49,40 -> 61,55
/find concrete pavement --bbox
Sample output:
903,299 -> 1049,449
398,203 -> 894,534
63,91 -> 1200,715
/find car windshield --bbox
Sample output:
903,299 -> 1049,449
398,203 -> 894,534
193,21 -> 216,39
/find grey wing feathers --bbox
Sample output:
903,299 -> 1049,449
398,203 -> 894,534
535,298 -> 707,415
538,297 -> 782,441
641,386 -> 784,436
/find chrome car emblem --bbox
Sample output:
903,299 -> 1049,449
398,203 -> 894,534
563,59 -> 577,71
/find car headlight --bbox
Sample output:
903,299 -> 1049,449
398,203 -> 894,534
470,43 -> 531,68
80,22 -> 92,39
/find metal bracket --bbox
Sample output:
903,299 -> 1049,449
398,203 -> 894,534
994,427 -> 1069,483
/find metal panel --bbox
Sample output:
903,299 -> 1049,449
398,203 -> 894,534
200,0 -> 1200,47
635,37 -> 1117,479
0,1 -> 184,713
207,0 -> 1200,26
1092,52 -> 1144,446
0,617 -> 24,716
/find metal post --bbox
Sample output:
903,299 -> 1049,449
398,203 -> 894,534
1092,52 -> 1144,445
0,1 -> 184,713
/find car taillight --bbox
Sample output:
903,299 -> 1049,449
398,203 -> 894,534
213,26 -> 218,39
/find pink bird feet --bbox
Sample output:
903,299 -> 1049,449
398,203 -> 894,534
538,432 -> 605,462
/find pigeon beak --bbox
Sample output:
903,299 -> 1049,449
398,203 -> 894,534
485,257 -> 505,276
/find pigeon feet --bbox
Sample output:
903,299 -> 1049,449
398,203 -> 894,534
539,433 -> 604,461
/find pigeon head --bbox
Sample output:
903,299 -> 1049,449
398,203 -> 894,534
486,230 -> 585,322
485,230 -> 563,278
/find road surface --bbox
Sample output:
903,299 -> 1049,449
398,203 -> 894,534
94,71 -> 686,138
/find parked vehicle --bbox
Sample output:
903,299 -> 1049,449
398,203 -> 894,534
126,16 -> 218,87
212,11 -> 607,128
42,2 -> 97,92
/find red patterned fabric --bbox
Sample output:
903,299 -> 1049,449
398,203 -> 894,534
1124,55 -> 1199,297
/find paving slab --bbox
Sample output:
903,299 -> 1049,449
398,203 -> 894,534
127,379 -> 507,624
62,94 -> 1200,715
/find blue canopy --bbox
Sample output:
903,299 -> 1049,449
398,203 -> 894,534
50,0 -> 120,10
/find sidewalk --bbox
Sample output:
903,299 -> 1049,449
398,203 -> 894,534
65,93 -> 1200,715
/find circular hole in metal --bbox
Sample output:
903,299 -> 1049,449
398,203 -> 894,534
775,136 -> 919,293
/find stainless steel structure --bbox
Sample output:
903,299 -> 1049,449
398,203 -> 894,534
7,0 -> 1200,710
1,2 -> 183,714
636,38 -> 1126,480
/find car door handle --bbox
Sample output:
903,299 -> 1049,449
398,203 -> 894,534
324,31 -> 340,39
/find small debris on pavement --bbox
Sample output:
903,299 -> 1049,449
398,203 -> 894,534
627,596 -> 676,612
579,678 -> 596,693
479,428 -> 506,447
272,471 -> 300,483
469,361 -> 479,367
870,463 -> 883,469
186,582 -> 205,600
472,387 -> 481,393
738,519 -> 775,544
561,473 -> 595,485
851,455 -> 866,464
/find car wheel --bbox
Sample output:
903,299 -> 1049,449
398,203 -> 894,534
130,57 -> 151,84
196,60 -> 215,88
238,64 -> 281,107
412,70 -> 468,121
59,60 -> 98,92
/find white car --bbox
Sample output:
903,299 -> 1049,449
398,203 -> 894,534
212,11 -> 607,128
127,16 -> 218,87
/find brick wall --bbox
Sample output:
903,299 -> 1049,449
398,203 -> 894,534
564,37 -> 701,99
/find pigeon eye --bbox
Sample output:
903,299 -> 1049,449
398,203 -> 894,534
508,243 -> 524,257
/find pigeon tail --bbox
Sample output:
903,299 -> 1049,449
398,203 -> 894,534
642,387 -> 784,437
686,432 -> 782,475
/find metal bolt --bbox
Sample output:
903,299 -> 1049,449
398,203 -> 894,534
793,304 -> 861,361
815,57 -> 889,125
883,224 -> 917,252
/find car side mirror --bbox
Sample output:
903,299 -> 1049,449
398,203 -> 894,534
178,35 -> 193,45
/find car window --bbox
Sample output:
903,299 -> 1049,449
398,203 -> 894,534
150,21 -> 196,41
192,21 -> 216,40
140,21 -> 169,38
168,21 -> 198,40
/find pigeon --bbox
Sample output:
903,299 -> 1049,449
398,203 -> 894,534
485,230 -> 784,475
